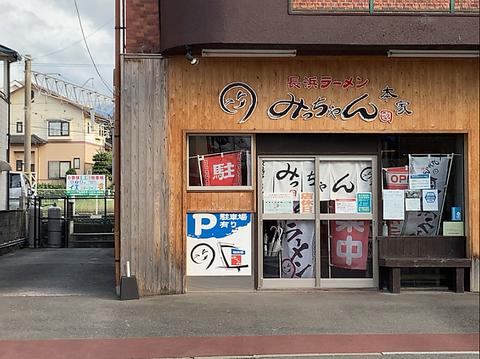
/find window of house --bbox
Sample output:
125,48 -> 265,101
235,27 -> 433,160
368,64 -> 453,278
188,135 -> 253,189
73,158 -> 80,169
48,121 -> 70,136
16,122 -> 23,133
16,160 -> 23,171
87,122 -> 92,134
31,164 -> 35,173
48,161 -> 71,179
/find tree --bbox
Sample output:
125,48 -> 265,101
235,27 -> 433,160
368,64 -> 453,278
65,168 -> 77,176
92,151 -> 112,181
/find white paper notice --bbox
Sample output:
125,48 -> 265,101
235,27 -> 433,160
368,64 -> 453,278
405,198 -> 421,211
422,189 -> 439,211
335,198 -> 357,214
405,190 -> 421,211
383,190 -> 405,220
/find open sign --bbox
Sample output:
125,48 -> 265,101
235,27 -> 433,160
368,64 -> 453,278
385,167 -> 409,190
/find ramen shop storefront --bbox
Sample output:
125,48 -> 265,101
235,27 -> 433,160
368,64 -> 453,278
120,55 -> 479,295
177,57 -> 479,292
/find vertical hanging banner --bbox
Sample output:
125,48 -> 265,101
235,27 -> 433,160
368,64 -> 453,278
200,151 -> 242,186
330,220 -> 370,270
187,213 -> 251,276
403,155 -> 452,236
281,220 -> 315,278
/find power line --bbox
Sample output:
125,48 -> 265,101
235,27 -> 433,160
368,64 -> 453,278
12,62 -> 113,67
35,17 -> 114,59
73,0 -> 113,94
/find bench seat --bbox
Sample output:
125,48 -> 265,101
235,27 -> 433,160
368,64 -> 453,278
378,236 -> 470,294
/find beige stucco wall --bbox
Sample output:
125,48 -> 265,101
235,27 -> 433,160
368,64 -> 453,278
9,86 -> 108,183
10,87 -> 106,146
10,142 -> 103,183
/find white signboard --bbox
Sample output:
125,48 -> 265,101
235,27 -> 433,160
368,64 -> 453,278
66,175 -> 106,196
383,190 -> 405,220
187,213 -> 251,276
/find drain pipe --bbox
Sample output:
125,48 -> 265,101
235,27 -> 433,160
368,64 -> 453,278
114,0 -> 122,293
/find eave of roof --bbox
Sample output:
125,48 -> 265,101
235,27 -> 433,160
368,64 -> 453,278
0,44 -> 21,62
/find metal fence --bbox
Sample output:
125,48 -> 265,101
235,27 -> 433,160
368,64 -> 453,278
31,195 -> 114,249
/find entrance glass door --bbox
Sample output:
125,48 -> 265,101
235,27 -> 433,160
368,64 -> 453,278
317,157 -> 377,288
257,156 -> 377,289
258,158 -> 316,288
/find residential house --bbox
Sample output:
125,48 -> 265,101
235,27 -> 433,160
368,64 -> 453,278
0,45 -> 20,210
9,81 -> 111,185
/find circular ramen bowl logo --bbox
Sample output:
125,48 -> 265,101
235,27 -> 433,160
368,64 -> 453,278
219,82 -> 257,124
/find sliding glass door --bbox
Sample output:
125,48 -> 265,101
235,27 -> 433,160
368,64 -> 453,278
257,156 -> 377,289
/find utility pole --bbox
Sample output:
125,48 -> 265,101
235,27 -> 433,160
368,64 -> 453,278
24,55 -> 32,183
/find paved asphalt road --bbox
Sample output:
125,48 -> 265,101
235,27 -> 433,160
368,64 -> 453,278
0,248 -> 478,358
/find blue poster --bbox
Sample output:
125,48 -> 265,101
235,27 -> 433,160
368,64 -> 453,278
356,192 -> 372,213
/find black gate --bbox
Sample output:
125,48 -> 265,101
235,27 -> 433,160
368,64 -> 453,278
32,195 -> 114,248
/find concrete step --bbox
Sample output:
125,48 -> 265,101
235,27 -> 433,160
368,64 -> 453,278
68,239 -> 114,248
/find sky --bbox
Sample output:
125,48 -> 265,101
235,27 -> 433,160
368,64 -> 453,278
0,0 -> 114,96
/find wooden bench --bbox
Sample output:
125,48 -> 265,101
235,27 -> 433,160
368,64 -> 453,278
378,236 -> 471,293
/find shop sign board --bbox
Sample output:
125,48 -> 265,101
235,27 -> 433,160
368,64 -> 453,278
66,175 -> 106,196
219,80 -> 413,125
186,213 -> 251,276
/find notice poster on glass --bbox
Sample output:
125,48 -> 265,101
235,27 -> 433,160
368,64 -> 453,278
335,198 -> 357,214
383,190 -> 405,220
405,190 -> 421,211
422,189 -> 439,211
356,192 -> 372,213
263,193 -> 294,214
186,213 -> 251,276
409,173 -> 431,190
300,192 -> 314,214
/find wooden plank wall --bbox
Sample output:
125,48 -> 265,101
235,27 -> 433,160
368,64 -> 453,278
121,56 -> 179,295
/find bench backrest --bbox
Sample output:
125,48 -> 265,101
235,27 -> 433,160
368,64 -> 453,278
378,236 -> 467,259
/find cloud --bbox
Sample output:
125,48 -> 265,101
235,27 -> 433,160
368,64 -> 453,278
0,0 -> 114,95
